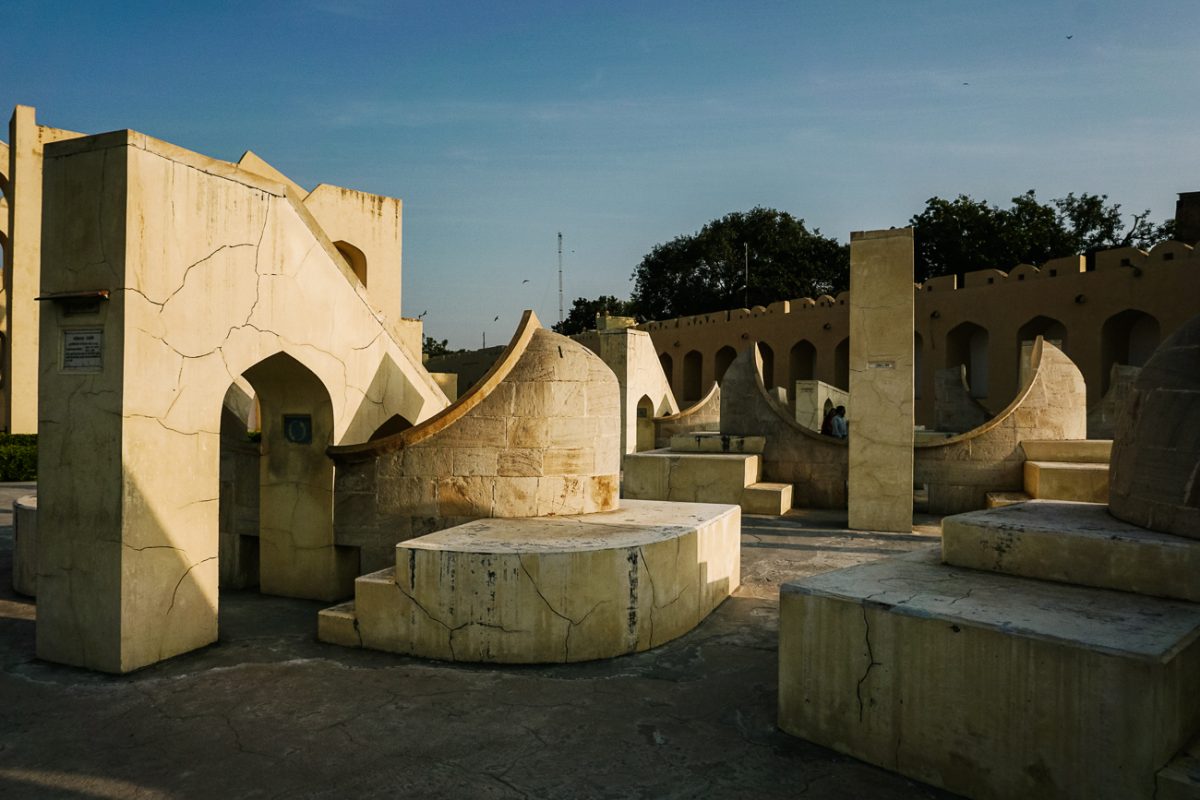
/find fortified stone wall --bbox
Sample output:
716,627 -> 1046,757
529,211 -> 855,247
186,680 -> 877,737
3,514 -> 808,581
639,241 -> 1198,426
331,314 -> 622,573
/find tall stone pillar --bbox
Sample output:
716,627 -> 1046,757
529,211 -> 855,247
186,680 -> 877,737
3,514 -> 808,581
848,228 -> 914,532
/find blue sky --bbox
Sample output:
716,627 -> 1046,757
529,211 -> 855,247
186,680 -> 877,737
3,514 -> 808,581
4,0 -> 1197,348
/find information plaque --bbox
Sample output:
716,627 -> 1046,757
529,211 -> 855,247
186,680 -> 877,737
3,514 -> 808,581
62,328 -> 104,372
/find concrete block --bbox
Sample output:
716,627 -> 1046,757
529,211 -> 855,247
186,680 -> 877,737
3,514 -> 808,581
1157,736 -> 1200,800
741,482 -> 792,515
942,500 -> 1200,603
779,548 -> 1200,800
622,451 -> 760,505
1022,439 -> 1112,463
1024,460 -> 1110,502
320,500 -> 740,663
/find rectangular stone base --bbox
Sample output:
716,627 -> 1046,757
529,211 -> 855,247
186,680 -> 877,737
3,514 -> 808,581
622,450 -> 758,505
741,482 -> 792,515
943,500 -> 1200,602
1024,460 -> 1109,503
779,548 -> 1200,800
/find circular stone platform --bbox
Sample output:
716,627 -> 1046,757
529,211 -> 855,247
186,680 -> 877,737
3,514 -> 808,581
318,499 -> 741,663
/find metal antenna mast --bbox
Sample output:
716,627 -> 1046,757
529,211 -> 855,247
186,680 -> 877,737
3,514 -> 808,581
557,232 -> 564,325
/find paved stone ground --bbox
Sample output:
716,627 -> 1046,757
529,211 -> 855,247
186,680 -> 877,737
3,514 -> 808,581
0,484 -> 955,799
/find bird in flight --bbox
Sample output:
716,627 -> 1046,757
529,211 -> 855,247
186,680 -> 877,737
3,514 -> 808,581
522,279 -> 530,284
417,310 -> 427,319
494,315 -> 500,322
1066,34 -> 1073,39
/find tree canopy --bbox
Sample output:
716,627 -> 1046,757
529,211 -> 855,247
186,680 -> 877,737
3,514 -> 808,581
629,207 -> 849,321
911,191 -> 1175,283
552,295 -> 637,336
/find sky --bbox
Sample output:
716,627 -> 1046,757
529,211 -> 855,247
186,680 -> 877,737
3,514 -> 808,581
3,0 -> 1197,349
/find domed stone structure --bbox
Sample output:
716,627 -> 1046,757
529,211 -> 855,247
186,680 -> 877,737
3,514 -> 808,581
1108,313 -> 1200,539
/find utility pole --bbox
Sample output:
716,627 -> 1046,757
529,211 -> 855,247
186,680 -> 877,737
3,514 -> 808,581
482,332 -> 486,349
744,242 -> 749,308
558,232 -> 564,325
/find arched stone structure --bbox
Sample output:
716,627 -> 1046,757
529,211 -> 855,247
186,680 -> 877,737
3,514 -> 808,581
945,321 -> 989,399
682,349 -> 703,401
714,345 -> 737,384
788,339 -> 816,401
1100,309 -> 1159,394
834,337 -> 850,391
759,341 -> 775,389
33,128 -> 449,673
659,351 -> 673,392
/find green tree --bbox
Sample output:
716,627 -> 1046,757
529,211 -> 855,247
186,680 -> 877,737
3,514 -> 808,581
630,207 -> 849,320
911,191 -> 1175,283
552,295 -> 636,336
422,335 -> 453,358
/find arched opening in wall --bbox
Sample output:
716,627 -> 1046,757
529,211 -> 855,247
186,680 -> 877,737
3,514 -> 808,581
714,346 -> 737,384
218,383 -> 261,590
945,322 -> 989,398
788,340 -> 816,401
834,338 -> 850,391
368,413 -> 414,441
1100,310 -> 1160,394
914,332 -> 924,399
635,394 -> 656,451
659,352 -> 674,394
333,240 -> 368,287
1018,315 -> 1067,355
759,342 -> 775,390
682,350 -> 703,402
227,352 -> 355,601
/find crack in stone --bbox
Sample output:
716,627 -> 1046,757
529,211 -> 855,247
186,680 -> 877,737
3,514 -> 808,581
855,601 -> 882,723
163,555 -> 217,628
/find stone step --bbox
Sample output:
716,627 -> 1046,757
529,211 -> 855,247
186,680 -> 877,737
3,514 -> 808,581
942,500 -> 1200,603
741,482 -> 792,515
668,432 -> 766,454
779,547 -> 1200,800
1024,460 -> 1109,503
316,600 -> 361,648
986,491 -> 1031,508
623,450 -> 760,505
1022,438 -> 1112,464
1158,735 -> 1200,800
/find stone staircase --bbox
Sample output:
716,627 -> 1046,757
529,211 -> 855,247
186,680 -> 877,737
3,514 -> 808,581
985,439 -> 1112,508
622,432 -> 792,515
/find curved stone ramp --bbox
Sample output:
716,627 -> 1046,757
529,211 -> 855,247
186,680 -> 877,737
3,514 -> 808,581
318,500 -> 741,663
652,381 -> 721,448
718,338 -> 1086,513
914,337 -> 1087,514
329,311 -> 623,573
719,343 -> 848,509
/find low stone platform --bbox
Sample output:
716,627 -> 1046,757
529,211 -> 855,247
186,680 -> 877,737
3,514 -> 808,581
1024,460 -> 1109,503
1021,438 -> 1112,463
320,499 -> 740,663
623,449 -> 759,505
779,547 -> 1200,800
943,500 -> 1200,602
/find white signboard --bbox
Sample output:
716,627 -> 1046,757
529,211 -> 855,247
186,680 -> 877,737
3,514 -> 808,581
62,328 -> 103,372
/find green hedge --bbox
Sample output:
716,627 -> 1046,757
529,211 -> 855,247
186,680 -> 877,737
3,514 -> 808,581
0,434 -> 37,481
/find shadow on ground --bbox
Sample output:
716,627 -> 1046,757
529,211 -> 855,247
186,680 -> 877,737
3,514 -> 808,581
0,486 -> 954,799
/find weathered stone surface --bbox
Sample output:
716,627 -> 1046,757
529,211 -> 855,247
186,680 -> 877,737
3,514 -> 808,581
1021,438 -> 1112,463
621,451 -> 759,505
943,500 -> 1200,602
668,433 -> 766,454
319,500 -> 740,663
1109,314 -> 1200,538
741,483 -> 792,515
1024,460 -> 1110,502
11,496 -> 37,597
779,548 -> 1200,800
654,383 -> 721,449
848,228 -> 914,532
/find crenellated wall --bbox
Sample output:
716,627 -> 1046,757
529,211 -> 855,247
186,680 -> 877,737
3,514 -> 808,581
639,242 -> 1198,429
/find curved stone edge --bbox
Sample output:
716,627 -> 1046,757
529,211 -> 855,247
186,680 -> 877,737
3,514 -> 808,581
318,500 -> 741,663
656,381 -> 720,423
12,495 -> 37,597
653,382 -> 721,448
329,310 -> 541,463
